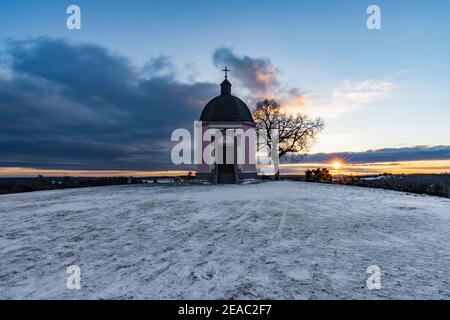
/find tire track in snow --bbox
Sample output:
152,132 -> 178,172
277,207 -> 287,236
276,200 -> 295,238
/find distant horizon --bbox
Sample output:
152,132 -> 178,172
2,144 -> 449,177
2,159 -> 449,178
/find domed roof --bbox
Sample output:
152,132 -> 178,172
199,79 -> 254,122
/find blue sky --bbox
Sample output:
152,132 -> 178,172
0,0 -> 449,172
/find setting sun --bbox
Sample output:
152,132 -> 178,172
331,160 -> 344,170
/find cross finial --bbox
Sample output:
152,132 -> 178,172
222,67 -> 230,79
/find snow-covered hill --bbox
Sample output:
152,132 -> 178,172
1,181 -> 449,299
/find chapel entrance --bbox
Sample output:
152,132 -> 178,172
217,142 -> 236,183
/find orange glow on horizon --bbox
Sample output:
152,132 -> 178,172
1,160 -> 450,178
279,159 -> 450,176
0,167 -> 192,178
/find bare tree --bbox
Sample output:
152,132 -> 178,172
253,99 -> 324,178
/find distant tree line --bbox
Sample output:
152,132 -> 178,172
302,169 -> 449,198
0,175 -> 143,195
334,173 -> 449,198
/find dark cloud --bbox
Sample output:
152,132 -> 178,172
299,146 -> 450,164
212,47 -> 308,109
212,47 -> 279,97
0,38 -> 216,170
142,55 -> 175,78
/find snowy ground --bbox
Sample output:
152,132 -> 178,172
1,181 -> 449,299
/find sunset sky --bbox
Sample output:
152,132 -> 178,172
0,0 -> 449,176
